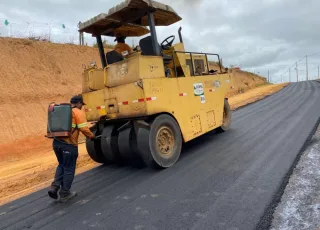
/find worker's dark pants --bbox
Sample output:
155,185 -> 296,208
51,139 -> 78,195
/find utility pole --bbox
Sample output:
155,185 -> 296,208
78,21 -> 81,45
306,55 -> 308,81
78,21 -> 84,45
296,62 -> 298,82
289,68 -> 291,82
268,70 -> 270,83
318,65 -> 319,79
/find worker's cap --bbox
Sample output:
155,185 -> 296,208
70,95 -> 86,105
114,36 -> 126,42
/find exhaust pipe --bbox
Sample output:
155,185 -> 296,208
178,27 -> 183,43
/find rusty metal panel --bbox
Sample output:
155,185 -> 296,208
207,110 -> 216,129
190,114 -> 202,137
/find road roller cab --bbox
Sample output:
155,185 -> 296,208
78,0 -> 232,169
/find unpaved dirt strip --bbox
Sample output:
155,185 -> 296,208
228,83 -> 288,110
1,81 -> 319,230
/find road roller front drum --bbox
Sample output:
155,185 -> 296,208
100,125 -> 125,166
85,128 -> 110,164
118,126 -> 145,168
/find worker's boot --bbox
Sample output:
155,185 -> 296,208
48,185 -> 60,200
59,190 -> 78,203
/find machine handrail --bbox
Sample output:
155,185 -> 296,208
172,50 -> 223,77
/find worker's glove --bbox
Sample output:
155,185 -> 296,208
133,45 -> 141,52
90,136 -> 98,141
90,135 -> 101,141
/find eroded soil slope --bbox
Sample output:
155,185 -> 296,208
209,62 -> 267,97
0,37 -> 102,159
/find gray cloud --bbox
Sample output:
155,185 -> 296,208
171,0 -> 205,8
1,0 -> 320,82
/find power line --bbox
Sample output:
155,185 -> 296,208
306,51 -> 320,57
276,51 -> 320,81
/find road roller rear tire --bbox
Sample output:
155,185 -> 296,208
118,127 -> 145,168
86,129 -> 109,164
101,125 -> 125,166
217,98 -> 232,132
137,114 -> 182,169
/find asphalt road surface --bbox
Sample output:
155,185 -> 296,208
1,80 -> 320,230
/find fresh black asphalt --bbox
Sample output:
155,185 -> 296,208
1,80 -> 320,230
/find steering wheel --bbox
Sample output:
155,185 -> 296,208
161,35 -> 175,50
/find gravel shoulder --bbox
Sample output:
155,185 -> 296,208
270,123 -> 320,230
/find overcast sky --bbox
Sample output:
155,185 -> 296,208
1,0 -> 320,82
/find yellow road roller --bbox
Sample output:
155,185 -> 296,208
78,0 -> 232,169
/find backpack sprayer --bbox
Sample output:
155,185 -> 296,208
46,103 -> 73,138
46,102 -> 102,141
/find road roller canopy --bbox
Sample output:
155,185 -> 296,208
78,0 -> 182,36
106,0 -> 181,26
78,15 -> 150,37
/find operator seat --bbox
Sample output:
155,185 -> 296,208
106,50 -> 124,65
139,36 -> 172,65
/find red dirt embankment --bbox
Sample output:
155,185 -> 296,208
0,38 -> 102,160
209,62 -> 267,97
0,37 -> 266,161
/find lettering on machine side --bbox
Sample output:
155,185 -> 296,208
149,62 -> 159,72
151,87 -> 164,94
148,80 -> 162,88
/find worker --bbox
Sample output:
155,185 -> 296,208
114,36 -> 132,57
48,95 -> 97,203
